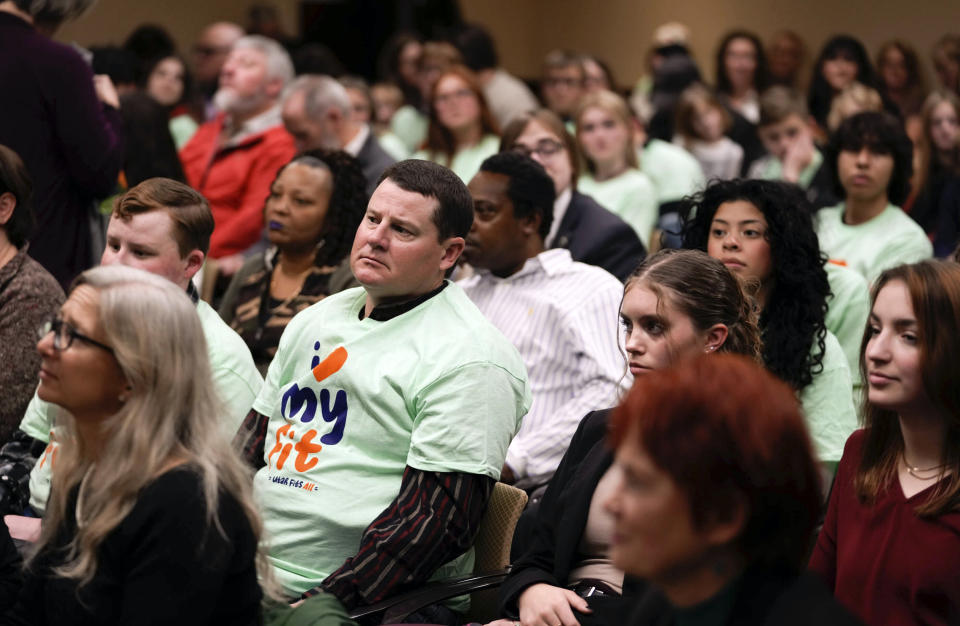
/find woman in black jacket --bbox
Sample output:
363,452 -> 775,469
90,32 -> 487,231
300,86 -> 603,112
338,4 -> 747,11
492,249 -> 761,626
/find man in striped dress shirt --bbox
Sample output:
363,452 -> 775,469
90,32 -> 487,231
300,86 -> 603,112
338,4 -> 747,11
460,152 -> 631,490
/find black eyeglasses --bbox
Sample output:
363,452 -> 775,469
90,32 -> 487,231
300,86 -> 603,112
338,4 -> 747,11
511,139 -> 565,159
38,319 -> 114,354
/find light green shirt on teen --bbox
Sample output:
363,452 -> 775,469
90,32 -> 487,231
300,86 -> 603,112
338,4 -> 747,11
389,105 -> 428,154
25,299 -> 262,513
748,148 -> 824,189
800,330 -> 858,464
413,134 -> 500,184
252,283 -> 530,597
816,203 -> 933,284
639,139 -> 706,204
824,261 -> 870,386
577,169 -> 658,248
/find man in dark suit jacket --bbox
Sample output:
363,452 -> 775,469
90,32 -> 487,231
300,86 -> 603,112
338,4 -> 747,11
551,191 -> 647,282
500,108 -> 646,282
281,74 -> 395,196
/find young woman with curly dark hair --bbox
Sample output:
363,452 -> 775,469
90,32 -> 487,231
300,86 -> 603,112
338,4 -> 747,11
219,149 -> 369,373
683,178 -> 858,464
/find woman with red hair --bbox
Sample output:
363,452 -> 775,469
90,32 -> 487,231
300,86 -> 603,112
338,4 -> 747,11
605,353 -> 859,625
810,260 -> 960,625
413,65 -> 499,183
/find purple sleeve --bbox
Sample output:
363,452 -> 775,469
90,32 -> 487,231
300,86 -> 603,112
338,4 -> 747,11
46,48 -> 123,197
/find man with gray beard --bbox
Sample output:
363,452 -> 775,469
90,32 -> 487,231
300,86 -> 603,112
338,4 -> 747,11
180,35 -> 296,277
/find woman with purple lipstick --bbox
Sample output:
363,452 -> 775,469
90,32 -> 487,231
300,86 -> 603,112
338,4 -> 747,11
219,150 -> 367,374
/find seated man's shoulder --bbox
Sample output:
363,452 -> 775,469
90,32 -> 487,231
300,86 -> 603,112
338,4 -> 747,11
197,300 -> 256,358
429,284 -> 527,363
545,255 -> 624,304
259,124 -> 296,149
195,301 -> 262,409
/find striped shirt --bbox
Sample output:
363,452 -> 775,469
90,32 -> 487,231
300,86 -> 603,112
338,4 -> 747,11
459,248 -> 629,489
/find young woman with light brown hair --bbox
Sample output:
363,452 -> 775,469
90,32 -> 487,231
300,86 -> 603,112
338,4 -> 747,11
810,260 -> 960,625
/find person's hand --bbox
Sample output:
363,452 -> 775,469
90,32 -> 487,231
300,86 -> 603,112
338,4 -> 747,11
484,620 -> 519,626
289,599 -> 304,608
4,515 -> 41,542
517,583 -> 591,626
500,463 -> 515,484
781,132 -> 815,183
216,253 -> 246,277
93,74 -> 120,109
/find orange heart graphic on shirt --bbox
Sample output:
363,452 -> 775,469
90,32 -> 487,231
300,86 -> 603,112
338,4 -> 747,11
313,346 -> 348,382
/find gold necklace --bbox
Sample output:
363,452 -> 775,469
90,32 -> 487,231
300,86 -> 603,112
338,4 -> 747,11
903,454 -> 946,481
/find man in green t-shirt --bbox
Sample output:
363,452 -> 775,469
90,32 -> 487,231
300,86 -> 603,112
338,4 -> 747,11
236,160 -> 530,620
0,178 -> 263,539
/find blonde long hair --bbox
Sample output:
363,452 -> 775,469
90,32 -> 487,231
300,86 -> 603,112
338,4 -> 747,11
575,89 -> 639,174
914,89 -> 960,194
32,266 -> 273,592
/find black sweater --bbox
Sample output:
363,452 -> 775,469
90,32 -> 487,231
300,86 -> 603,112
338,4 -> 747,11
3,467 -> 262,625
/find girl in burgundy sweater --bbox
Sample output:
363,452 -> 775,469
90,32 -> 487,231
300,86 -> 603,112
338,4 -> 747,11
809,260 -> 960,625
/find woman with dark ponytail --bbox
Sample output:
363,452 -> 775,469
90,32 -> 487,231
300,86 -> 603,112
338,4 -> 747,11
491,249 -> 761,626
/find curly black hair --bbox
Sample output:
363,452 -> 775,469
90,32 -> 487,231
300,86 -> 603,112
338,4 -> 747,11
281,149 -> 369,267
681,179 -> 830,391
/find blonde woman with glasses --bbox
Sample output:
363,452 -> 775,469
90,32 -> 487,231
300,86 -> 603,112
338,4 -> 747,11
7,265 -> 271,624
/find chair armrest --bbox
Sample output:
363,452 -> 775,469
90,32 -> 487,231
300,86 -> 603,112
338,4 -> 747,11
348,568 -> 510,623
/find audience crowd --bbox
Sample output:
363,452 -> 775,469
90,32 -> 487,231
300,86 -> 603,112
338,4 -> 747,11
1,0 -> 960,623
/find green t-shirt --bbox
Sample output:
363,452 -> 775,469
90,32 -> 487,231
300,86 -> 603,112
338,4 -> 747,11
577,170 -> 658,248
816,203 -> 933,284
377,131 -> 410,161
824,261 -> 870,386
799,330 -> 858,463
26,300 -> 262,513
169,114 -> 199,151
252,283 -> 530,597
748,148 -> 824,189
389,105 -> 428,154
639,139 -> 706,204
413,134 -> 500,184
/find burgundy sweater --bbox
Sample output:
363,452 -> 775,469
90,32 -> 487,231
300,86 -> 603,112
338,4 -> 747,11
810,429 -> 960,625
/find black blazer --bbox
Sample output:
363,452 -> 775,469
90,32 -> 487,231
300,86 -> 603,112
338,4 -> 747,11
552,192 -> 647,282
499,410 -> 644,621
628,568 -> 863,626
356,131 -> 396,197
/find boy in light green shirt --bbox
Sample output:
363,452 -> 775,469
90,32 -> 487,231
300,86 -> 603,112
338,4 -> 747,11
747,86 -> 837,210
815,112 -> 932,284
1,179 -> 262,523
